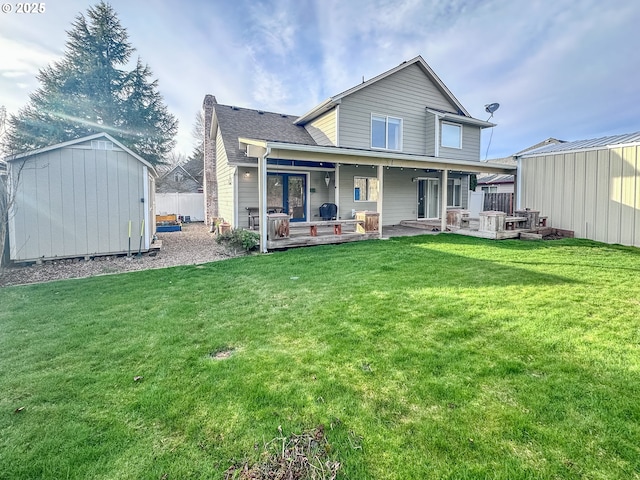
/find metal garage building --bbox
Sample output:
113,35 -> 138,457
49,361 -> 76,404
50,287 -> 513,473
518,132 -> 640,247
6,133 -> 157,262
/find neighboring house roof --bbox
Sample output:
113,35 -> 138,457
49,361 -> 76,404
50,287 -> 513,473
520,131 -> 640,157
4,132 -> 158,176
295,55 -> 473,125
214,104 -> 316,164
477,173 -> 515,185
478,138 -> 565,184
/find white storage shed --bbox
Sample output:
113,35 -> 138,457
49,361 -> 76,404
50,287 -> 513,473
518,132 -> 640,247
6,133 -> 157,262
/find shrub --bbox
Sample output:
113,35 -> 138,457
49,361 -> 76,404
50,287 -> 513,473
216,228 -> 259,253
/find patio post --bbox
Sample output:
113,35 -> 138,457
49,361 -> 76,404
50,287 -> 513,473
334,164 -> 340,218
259,150 -> 269,253
441,169 -> 448,232
377,165 -> 384,238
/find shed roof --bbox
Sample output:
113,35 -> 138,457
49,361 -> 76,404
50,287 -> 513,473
520,132 -> 640,157
4,132 -> 157,176
214,104 -> 316,164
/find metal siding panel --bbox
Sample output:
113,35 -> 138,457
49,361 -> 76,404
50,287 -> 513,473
561,153 -> 574,229
583,151 -> 598,240
572,152 -> 586,238
620,146 -> 637,246
594,150 -> 610,242
607,148 -> 623,244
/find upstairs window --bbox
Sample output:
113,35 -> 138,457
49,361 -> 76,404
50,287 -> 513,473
371,115 -> 402,151
441,122 -> 462,149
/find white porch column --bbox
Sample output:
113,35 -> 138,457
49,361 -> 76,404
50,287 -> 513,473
258,154 -> 268,253
335,164 -> 340,218
377,165 -> 384,238
440,169 -> 448,232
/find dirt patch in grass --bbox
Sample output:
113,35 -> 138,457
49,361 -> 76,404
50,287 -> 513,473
225,425 -> 340,480
209,347 -> 235,360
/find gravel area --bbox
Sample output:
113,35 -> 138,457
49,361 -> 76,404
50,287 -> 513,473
0,222 -> 240,287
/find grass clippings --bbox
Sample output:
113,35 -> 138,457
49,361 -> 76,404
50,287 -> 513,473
225,425 -> 340,480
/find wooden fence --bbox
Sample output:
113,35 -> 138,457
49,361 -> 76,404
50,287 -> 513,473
483,193 -> 514,214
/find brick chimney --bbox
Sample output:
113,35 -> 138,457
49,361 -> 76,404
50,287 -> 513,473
202,94 -> 218,225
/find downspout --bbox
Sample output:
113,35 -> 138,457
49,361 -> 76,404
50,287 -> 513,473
259,147 -> 271,253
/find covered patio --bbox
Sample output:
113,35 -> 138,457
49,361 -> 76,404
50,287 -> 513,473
239,138 -> 516,252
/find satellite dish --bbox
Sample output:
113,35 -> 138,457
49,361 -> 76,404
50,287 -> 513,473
485,103 -> 500,114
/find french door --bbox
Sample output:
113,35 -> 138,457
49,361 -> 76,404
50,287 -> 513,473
417,178 -> 440,219
267,173 -> 307,222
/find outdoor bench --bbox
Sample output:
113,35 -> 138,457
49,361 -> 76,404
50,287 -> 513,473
294,219 -> 364,236
504,216 -> 528,230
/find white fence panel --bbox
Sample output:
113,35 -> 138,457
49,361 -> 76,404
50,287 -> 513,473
156,193 -> 205,221
468,191 -> 485,217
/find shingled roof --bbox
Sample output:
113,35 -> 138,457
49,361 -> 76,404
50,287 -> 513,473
214,104 -> 317,164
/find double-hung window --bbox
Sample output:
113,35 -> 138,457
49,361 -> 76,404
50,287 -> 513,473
371,115 -> 402,151
441,122 -> 462,149
354,176 -> 379,202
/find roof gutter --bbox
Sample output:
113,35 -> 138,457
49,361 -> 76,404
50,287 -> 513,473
262,141 -> 516,174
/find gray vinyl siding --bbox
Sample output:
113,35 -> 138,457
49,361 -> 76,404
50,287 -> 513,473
381,168 -> 422,224
425,111 -> 437,156
308,170 -> 332,220
337,64 -> 460,155
215,127 -> 236,226
337,165 -> 422,225
439,123 -> 481,161
305,109 -> 337,146
9,146 -> 149,262
237,167 -> 259,229
520,145 -> 640,247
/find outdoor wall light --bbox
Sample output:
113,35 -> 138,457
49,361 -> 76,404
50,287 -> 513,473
243,171 -> 251,178
324,172 -> 330,187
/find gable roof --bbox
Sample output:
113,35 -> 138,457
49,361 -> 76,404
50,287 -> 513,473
214,104 -> 316,164
295,55 -> 471,125
520,132 -> 640,158
4,132 -> 157,175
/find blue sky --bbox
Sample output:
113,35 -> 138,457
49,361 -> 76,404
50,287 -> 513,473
1,0 -> 639,159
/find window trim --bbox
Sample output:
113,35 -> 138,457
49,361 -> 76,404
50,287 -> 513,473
441,121 -> 462,149
446,178 -> 462,207
354,175 -> 379,202
371,114 -> 403,151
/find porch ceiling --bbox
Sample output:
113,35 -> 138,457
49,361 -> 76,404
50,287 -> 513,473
239,138 -> 515,174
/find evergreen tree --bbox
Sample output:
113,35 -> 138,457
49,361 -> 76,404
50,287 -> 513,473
6,1 -> 177,165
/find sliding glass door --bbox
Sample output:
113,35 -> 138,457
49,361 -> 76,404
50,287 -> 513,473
417,178 -> 440,219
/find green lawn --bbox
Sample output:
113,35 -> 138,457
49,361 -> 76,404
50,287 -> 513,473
1,234 -> 639,479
